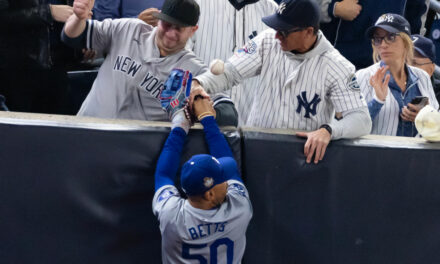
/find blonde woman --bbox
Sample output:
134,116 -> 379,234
356,13 -> 439,137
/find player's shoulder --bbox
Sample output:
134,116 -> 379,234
225,180 -> 252,218
153,185 -> 182,218
227,180 -> 250,200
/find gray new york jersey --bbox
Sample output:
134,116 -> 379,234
79,18 -> 207,121
153,180 -> 252,264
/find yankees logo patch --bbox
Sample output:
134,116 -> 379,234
238,40 -> 257,54
296,91 -> 321,118
348,74 -> 360,91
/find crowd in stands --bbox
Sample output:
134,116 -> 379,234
1,0 -> 439,140
2,0 -> 440,262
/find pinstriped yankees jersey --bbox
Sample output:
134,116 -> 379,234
153,180 -> 252,264
186,0 -> 278,125
356,62 -> 439,136
78,18 -> 207,121
197,29 -> 366,130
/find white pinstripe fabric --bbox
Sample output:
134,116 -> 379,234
356,62 -> 439,136
186,0 -> 278,125
206,29 -> 366,130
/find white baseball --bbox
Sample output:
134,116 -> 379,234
209,59 -> 225,75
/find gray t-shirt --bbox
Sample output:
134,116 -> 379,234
79,18 -> 208,121
153,180 -> 253,264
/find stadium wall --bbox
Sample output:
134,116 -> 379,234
0,112 -> 439,264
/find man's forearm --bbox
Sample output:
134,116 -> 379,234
329,106 -> 372,139
64,14 -> 87,38
195,62 -> 243,94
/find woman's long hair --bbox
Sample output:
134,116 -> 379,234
372,33 -> 414,64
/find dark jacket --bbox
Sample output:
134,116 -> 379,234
0,0 -> 54,69
320,0 -> 429,70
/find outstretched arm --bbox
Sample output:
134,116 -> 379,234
193,98 -> 242,182
154,126 -> 187,191
193,98 -> 233,159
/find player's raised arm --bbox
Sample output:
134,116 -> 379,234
192,97 -> 242,182
155,70 -> 193,191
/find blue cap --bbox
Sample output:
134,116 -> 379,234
181,154 -> 238,196
262,0 -> 320,31
412,34 -> 436,62
366,13 -> 411,38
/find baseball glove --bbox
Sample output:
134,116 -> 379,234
159,69 -> 194,121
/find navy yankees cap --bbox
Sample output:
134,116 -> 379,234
153,0 -> 200,27
181,154 -> 238,196
412,34 -> 436,62
262,0 -> 320,31
366,13 -> 411,38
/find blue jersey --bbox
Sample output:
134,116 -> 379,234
153,116 -> 253,263
153,180 -> 252,264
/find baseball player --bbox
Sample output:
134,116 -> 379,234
154,73 -> 252,263
61,0 -> 207,121
191,0 -> 371,164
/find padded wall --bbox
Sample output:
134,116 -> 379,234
1,116 -> 440,264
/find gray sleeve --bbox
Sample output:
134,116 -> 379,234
329,106 -> 372,140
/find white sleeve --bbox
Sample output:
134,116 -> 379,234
152,185 -> 182,219
226,180 -> 252,217
326,58 -> 367,113
329,107 -> 372,139
195,33 -> 266,94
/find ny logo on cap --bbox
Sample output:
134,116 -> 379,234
278,2 -> 286,14
376,14 -> 394,25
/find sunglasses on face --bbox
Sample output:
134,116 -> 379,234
277,28 -> 305,38
371,33 -> 400,46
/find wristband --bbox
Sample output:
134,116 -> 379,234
197,111 -> 214,121
319,124 -> 332,135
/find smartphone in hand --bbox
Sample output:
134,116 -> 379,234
410,96 -> 429,108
